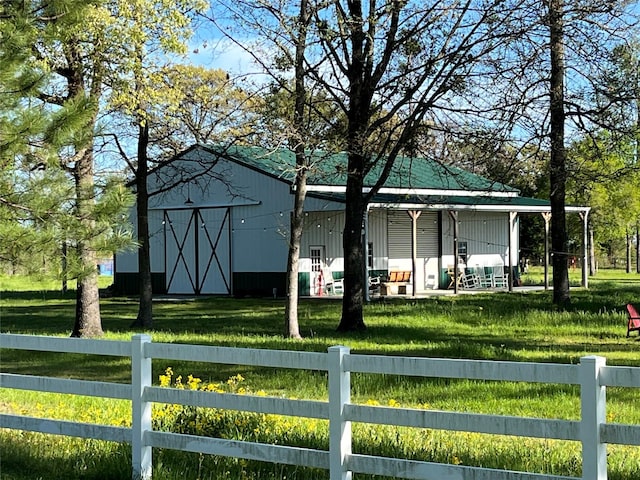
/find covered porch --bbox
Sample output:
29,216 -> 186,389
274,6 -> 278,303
303,191 -> 590,298
364,197 -> 591,298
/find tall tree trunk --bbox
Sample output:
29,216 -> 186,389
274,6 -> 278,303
61,242 -> 68,294
636,224 -> 640,273
589,226 -> 596,276
338,153 -> 367,332
626,228 -> 632,273
548,0 -> 570,307
71,148 -> 103,337
338,0 -> 370,332
283,0 -> 310,339
284,171 -> 306,339
132,121 -> 153,328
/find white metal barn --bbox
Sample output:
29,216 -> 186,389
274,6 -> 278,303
114,144 -> 590,297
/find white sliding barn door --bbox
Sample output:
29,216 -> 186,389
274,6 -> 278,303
165,208 -> 231,295
197,208 -> 231,294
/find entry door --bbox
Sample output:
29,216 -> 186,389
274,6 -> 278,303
310,246 -> 325,296
165,208 -> 231,295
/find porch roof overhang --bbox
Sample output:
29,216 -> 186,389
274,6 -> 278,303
308,191 -> 590,215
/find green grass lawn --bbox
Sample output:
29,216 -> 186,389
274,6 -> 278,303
1,269 -> 639,479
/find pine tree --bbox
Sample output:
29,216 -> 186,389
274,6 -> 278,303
1,1 -> 133,336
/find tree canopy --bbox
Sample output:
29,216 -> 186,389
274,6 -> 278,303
1,1 -> 133,282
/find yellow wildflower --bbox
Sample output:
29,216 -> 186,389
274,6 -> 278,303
187,375 -> 202,390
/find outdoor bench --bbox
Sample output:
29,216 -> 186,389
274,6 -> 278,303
625,303 -> 640,337
382,270 -> 412,295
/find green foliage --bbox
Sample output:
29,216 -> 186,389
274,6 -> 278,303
154,371 -> 294,444
44,94 -> 98,149
107,0 -> 208,118
0,1 -> 137,281
597,39 -> 639,136
1,166 -> 71,273
258,80 -> 346,150
0,167 -> 134,277
148,65 -> 258,152
568,131 -> 640,261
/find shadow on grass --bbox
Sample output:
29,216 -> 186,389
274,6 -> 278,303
2,280 -> 640,386
0,433 -> 131,480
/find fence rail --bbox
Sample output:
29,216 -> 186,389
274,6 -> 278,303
1,333 -> 639,480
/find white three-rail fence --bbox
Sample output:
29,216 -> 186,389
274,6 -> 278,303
1,333 -> 638,480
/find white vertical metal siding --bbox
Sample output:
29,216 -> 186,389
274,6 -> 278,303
417,212 -> 440,289
441,211 -> 509,267
149,209 -> 165,272
115,208 -> 139,273
387,210 -> 442,288
201,161 -> 293,274
230,204 -> 289,273
367,209 -> 388,271
387,210 -> 440,290
387,210 -> 412,260
417,212 -> 439,257
115,208 -> 169,274
299,209 -> 390,275
301,211 -> 345,272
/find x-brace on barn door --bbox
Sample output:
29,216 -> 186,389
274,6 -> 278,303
164,208 -> 231,295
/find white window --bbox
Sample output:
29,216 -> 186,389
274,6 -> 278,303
310,246 -> 323,272
458,241 -> 468,265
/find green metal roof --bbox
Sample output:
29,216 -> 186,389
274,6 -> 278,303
189,144 -> 588,213
203,144 -> 518,193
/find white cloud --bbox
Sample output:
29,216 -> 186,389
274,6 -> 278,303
188,37 -> 264,75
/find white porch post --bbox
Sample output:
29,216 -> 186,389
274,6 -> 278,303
580,356 -> 607,480
542,212 -> 552,290
448,211 -> 459,294
408,210 -> 421,296
132,334 -> 153,480
364,207 -> 370,302
580,210 -> 590,288
328,346 -> 352,480
509,212 -> 517,292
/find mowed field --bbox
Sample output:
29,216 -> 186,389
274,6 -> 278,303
1,268 -> 639,479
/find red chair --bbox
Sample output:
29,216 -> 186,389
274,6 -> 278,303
625,304 -> 640,337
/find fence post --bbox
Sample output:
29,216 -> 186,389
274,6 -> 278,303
132,334 -> 152,480
580,355 -> 607,480
328,346 -> 352,480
